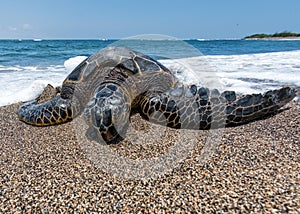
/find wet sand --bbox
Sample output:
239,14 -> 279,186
0,93 -> 299,212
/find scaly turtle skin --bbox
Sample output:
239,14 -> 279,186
18,47 -> 297,144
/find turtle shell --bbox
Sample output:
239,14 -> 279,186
64,46 -> 171,83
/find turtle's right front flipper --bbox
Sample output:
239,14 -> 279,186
18,96 -> 76,126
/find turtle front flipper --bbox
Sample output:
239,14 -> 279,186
225,86 -> 296,126
18,96 -> 76,126
138,85 -> 296,130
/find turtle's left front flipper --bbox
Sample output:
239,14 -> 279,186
137,85 -> 296,130
225,86 -> 296,126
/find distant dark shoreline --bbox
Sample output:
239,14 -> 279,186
244,31 -> 300,40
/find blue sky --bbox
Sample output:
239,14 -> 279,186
0,0 -> 299,39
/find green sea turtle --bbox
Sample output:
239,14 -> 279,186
18,46 -> 296,144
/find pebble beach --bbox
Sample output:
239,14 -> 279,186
0,87 -> 299,213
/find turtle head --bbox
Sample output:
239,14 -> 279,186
84,83 -> 131,144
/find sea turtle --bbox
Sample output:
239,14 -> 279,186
18,46 -> 296,144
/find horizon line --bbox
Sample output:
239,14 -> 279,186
0,37 -> 243,41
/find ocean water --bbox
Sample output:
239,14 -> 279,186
0,39 -> 300,106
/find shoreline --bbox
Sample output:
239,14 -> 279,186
244,36 -> 300,41
0,98 -> 299,212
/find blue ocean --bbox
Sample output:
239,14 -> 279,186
1,38 -> 300,106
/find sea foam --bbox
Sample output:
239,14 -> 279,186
0,65 -> 68,106
162,50 -> 300,94
64,56 -> 88,72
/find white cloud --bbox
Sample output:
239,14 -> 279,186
8,26 -> 17,31
22,23 -> 32,30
